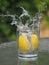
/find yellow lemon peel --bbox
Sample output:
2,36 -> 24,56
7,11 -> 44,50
31,34 -> 39,50
19,34 -> 30,52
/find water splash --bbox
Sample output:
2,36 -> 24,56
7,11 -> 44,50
11,15 -> 17,25
11,7 -> 42,33
19,7 -> 30,18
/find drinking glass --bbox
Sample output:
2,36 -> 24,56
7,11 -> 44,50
17,18 -> 40,61
11,9 -> 41,61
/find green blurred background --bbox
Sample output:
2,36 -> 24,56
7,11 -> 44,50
0,0 -> 49,43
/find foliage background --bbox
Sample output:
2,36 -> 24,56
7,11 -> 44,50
0,0 -> 49,43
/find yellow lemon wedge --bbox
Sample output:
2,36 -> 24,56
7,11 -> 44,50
31,34 -> 39,50
19,34 -> 30,52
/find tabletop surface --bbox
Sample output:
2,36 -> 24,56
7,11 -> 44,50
0,39 -> 49,65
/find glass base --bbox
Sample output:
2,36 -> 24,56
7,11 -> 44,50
18,54 -> 38,61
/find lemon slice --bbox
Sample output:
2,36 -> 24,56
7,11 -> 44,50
31,34 -> 39,50
19,34 -> 30,52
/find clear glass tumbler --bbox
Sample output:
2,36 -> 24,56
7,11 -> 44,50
18,20 -> 40,61
10,8 -> 41,61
